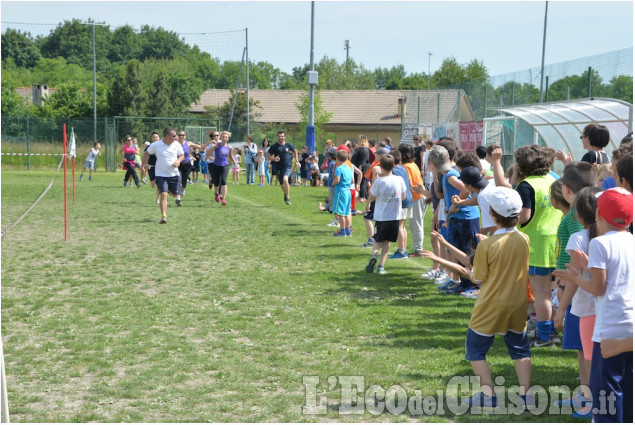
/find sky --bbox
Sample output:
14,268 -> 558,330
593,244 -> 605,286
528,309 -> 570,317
1,0 -> 633,77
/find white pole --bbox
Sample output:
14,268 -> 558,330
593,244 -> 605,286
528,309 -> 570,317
539,1 -> 548,103
1,337 -> 9,423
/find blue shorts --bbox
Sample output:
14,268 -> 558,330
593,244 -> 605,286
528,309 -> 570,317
562,305 -> 583,350
439,220 -> 449,239
465,328 -> 531,361
590,342 -> 633,423
300,169 -> 310,179
155,175 -> 180,195
528,266 -> 555,276
447,217 -> 480,255
277,167 -> 292,184
332,189 -> 351,216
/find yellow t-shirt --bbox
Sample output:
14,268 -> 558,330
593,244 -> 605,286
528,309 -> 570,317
469,228 -> 530,336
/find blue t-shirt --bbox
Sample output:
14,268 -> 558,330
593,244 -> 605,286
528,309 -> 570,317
602,176 -> 617,190
442,168 -> 479,220
334,164 -> 352,192
213,145 -> 231,167
393,165 -> 413,208
327,160 -> 336,188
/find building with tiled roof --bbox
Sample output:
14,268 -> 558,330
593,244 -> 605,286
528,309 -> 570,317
191,89 -> 475,143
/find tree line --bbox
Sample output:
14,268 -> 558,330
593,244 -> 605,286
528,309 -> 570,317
1,19 -> 632,123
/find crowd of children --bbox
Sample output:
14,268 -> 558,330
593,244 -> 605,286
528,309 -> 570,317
323,128 -> 632,420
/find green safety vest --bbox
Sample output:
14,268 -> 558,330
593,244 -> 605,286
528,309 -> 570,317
518,174 -> 563,268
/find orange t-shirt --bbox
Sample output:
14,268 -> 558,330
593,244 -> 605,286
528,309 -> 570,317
403,162 -> 424,201
364,160 -> 380,181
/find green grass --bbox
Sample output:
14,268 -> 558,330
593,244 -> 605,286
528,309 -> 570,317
2,169 -> 584,422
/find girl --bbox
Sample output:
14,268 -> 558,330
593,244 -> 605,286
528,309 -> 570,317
231,148 -> 242,184
256,149 -> 266,186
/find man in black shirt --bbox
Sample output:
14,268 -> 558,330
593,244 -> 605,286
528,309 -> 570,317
268,130 -> 300,204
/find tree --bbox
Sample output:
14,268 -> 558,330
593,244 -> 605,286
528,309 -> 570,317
107,25 -> 141,64
374,65 -> 407,89
295,88 -> 333,152
137,25 -> 188,61
107,59 -> 143,116
1,29 -> 41,68
608,75 -> 633,103
204,91 -> 262,142
1,78 -> 28,116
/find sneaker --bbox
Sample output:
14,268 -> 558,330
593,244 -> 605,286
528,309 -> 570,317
445,284 -> 468,295
344,228 -> 352,237
571,405 -> 593,419
136,183 -> 141,188
327,219 -> 340,227
551,331 -> 562,345
360,239 -> 374,248
554,393 -> 588,408
365,257 -> 377,273
123,179 -> 127,187
388,251 -> 408,259
460,289 -> 480,299
88,176 -> 92,181
159,217 -> 167,224
440,280 -> 460,292
221,199 -> 227,206
141,178 -> 148,184
80,174 -> 83,181
436,276 -> 454,289
332,230 -> 347,237
434,271 -> 450,285
202,180 -> 208,183
408,250 -> 423,257
421,269 -> 440,279
530,336 -> 556,348
175,198 -> 182,207
285,198 -> 291,205
215,194 -> 220,203
377,266 -> 387,275
464,392 -> 497,408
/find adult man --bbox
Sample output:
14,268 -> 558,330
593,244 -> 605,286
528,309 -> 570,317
244,136 -> 258,185
143,127 -> 184,224
268,130 -> 300,204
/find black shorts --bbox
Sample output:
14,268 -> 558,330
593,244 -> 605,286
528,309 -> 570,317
363,201 -> 375,221
211,163 -> 230,186
373,220 -> 399,243
149,167 -> 156,182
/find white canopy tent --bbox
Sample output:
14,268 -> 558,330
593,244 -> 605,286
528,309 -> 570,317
483,98 -> 633,174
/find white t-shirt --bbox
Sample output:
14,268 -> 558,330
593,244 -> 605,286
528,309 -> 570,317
477,180 -> 496,230
587,230 -> 634,342
86,147 -> 99,162
565,229 -> 595,318
479,158 -> 491,171
147,140 -> 184,178
370,174 -> 406,222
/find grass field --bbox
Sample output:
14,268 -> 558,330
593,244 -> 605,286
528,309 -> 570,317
1,169 -> 584,422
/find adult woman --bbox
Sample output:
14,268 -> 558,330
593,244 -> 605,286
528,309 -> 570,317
557,123 -> 610,166
176,130 -> 201,197
119,135 -> 140,187
351,135 -> 373,202
208,131 -> 236,206
261,138 -> 271,185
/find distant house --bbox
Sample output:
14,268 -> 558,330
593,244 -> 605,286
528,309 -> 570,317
190,89 -> 475,144
15,85 -> 57,106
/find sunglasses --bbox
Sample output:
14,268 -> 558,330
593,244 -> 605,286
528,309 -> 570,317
179,134 -> 186,136
580,134 -> 587,139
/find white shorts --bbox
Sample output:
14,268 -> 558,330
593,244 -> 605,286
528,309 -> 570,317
398,206 -> 413,220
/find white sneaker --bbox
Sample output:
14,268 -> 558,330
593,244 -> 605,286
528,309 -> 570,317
327,219 -> 340,227
434,272 -> 451,285
421,269 -> 440,279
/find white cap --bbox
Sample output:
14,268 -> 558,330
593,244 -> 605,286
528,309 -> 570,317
485,186 -> 522,218
144,141 -> 151,146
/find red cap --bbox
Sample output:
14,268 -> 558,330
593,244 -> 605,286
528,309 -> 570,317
597,188 -> 633,228
337,144 -> 349,152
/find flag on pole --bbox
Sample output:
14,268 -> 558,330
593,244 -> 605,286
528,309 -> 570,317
69,127 -> 77,159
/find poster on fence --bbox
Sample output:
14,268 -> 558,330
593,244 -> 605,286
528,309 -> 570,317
433,122 -> 460,142
459,121 -> 483,152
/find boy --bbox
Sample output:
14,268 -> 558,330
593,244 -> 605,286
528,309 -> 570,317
360,147 -> 390,248
364,154 -> 406,275
555,187 -> 633,423
453,166 -> 496,236
332,149 -> 353,237
465,186 -> 531,408
388,150 -> 413,259
325,149 -> 338,226
80,142 -> 101,181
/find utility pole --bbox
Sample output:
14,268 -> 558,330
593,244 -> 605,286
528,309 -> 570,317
344,39 -> 350,64
306,1 -> 318,154
80,21 -> 106,143
539,1 -> 548,103
427,52 -> 433,89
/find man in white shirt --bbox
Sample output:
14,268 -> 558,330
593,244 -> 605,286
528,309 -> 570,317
143,127 -> 184,224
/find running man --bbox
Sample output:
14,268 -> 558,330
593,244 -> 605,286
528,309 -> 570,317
268,130 -> 300,205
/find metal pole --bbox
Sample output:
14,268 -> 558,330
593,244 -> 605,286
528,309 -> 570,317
428,52 -> 432,89
246,28 -> 250,135
1,337 -> 9,423
309,1 -> 315,127
539,1 -> 548,103
545,76 -> 549,102
587,66 -> 592,97
92,23 -> 97,143
26,114 -> 30,170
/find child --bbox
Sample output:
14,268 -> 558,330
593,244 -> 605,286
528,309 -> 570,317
491,145 -> 563,347
422,230 -> 474,284
192,147 -> 201,183
299,145 -> 311,187
332,149 -> 353,237
398,143 -> 429,257
388,150 -> 413,259
360,147 -> 390,248
309,156 -> 321,186
80,142 -> 101,181
453,166 -> 496,236
325,149 -> 339,226
364,154 -> 406,275
463,186 -> 532,408
231,148 -> 242,184
554,187 -> 633,423
256,149 -> 266,186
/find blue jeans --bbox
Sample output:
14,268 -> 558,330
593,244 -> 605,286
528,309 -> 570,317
245,162 -> 255,184
264,161 -> 271,184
